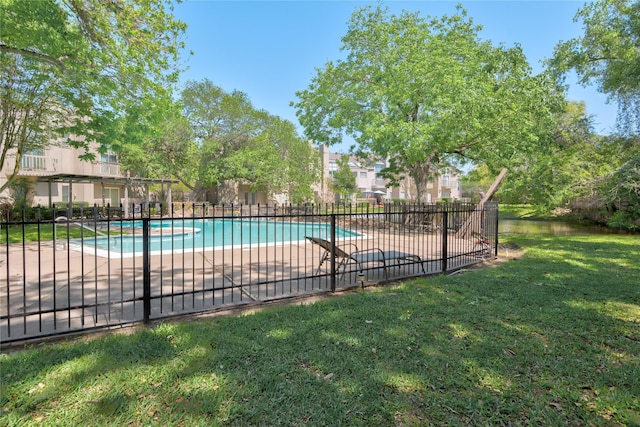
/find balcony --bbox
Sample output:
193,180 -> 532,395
94,162 -> 121,176
20,154 -> 47,171
13,154 -> 58,176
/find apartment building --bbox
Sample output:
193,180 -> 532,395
315,145 -> 461,203
0,142 -> 173,214
2,140 -> 460,210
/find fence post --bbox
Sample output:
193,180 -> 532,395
143,217 -> 151,324
330,213 -> 336,292
493,203 -> 500,257
441,206 -> 448,274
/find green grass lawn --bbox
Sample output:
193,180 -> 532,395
0,223 -> 118,244
498,204 -> 547,220
1,233 -> 639,426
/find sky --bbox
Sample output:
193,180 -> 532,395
172,1 -> 618,150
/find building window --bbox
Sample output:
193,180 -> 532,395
101,152 -> 119,175
101,152 -> 118,163
360,171 -> 367,178
244,192 -> 256,205
103,187 -> 119,206
443,168 -> 451,186
62,185 -> 69,202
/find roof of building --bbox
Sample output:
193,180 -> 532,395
34,173 -> 179,186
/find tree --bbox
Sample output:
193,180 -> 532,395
166,79 -> 319,202
246,118 -> 320,204
116,96 -> 195,182
550,0 -> 640,135
0,54 -> 58,194
0,0 -> 187,193
549,0 -> 639,225
600,147 -> 640,229
496,101 -> 598,207
293,5 -> 565,203
331,155 -> 358,201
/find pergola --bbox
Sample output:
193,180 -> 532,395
36,173 -> 179,218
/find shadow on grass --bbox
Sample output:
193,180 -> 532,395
1,234 -> 638,426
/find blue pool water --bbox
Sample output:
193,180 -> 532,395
81,218 -> 358,256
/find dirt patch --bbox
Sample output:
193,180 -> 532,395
445,243 -> 524,276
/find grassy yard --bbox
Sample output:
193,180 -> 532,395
1,233 -> 639,426
0,223 -> 117,244
498,204 -> 551,220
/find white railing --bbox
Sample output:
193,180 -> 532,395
94,162 -> 121,176
20,155 -> 47,171
9,155 -> 59,175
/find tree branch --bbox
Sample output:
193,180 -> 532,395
0,44 -> 68,71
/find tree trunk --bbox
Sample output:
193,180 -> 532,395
409,161 -> 436,204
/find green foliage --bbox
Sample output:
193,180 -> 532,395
139,79 -> 321,203
486,103 -> 627,211
1,205 -> 55,223
294,5 -> 565,202
607,210 -> 638,230
0,0 -> 187,190
599,146 -> 640,229
331,155 -> 358,200
498,204 -> 554,220
7,177 -> 32,208
550,0 -> 640,135
283,139 -> 321,204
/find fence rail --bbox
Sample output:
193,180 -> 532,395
1,202 -> 498,345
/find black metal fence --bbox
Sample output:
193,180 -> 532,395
1,202 -> 498,345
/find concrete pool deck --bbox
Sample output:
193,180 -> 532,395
1,230 -> 489,345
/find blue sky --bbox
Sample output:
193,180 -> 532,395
173,1 -> 617,149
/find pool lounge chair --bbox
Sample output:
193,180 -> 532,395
306,236 -> 425,279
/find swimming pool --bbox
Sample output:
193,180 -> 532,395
78,218 -> 359,257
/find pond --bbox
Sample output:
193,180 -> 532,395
499,219 -> 635,236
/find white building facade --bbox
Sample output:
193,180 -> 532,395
315,145 -> 461,203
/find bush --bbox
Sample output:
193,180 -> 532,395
0,205 -> 55,222
607,210 -> 639,231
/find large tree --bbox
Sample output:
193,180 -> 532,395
548,0 -> 640,228
496,101 -> 604,207
0,0 -> 187,193
550,0 -> 640,135
160,79 -> 319,202
293,5 -> 565,203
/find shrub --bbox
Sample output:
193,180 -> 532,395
607,210 -> 639,230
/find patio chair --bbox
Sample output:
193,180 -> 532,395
306,236 -> 425,279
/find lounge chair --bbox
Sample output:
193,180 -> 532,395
306,236 -> 425,279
